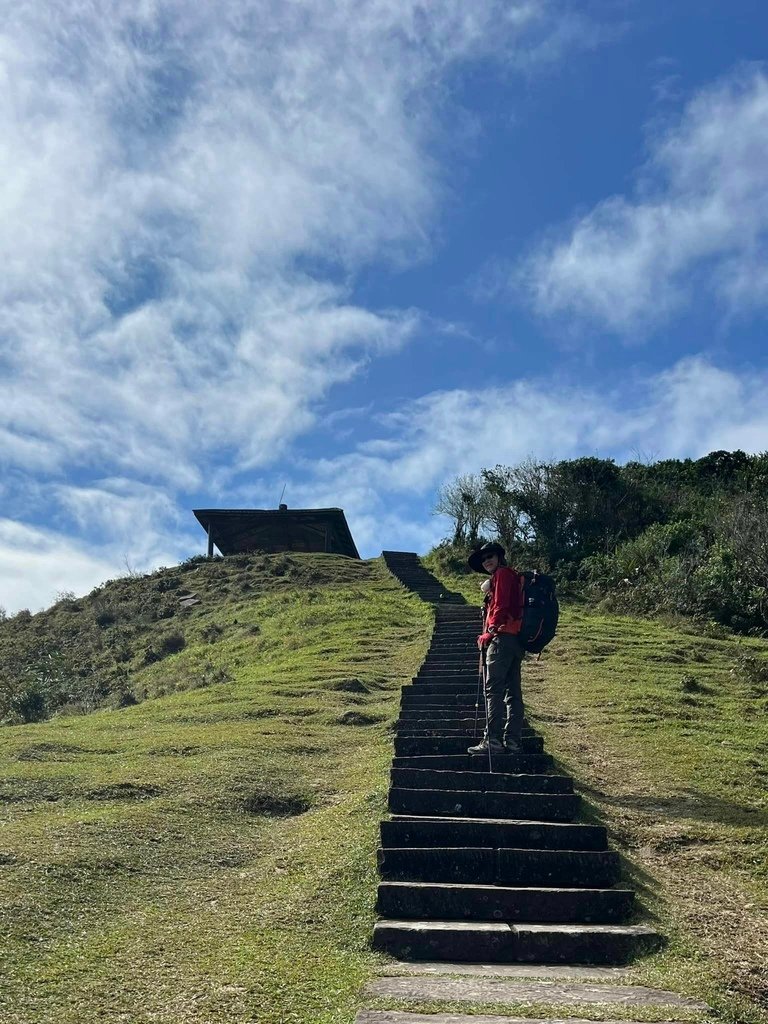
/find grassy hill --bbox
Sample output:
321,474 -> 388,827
0,553 -> 433,1024
2,553 -> 767,1023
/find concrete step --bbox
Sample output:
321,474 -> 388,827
423,652 -> 483,660
388,788 -> 578,822
397,711 -> 485,722
363,975 -> 699,1009
395,722 -> 536,738
378,847 -> 620,887
425,643 -> 478,650
377,881 -> 634,922
395,719 -> 494,731
382,816 -> 608,851
418,663 -> 478,672
395,736 -> 545,756
420,663 -> 481,671
357,1014 -> 684,1024
390,769 -> 572,794
396,710 -> 531,723
401,692 -> 481,707
407,681 -> 478,691
392,753 -> 554,772
371,920 -> 660,964
395,730 -> 536,741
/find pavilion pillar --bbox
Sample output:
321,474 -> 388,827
207,524 -> 214,559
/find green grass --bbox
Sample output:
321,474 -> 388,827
426,565 -> 768,1024
0,554 -> 433,1024
4,553 -> 768,1023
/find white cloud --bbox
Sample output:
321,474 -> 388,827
1,0 -> 609,603
286,356 -> 768,549
0,0 -> 573,490
0,519 -> 118,614
515,66 -> 768,333
6,354 -> 765,604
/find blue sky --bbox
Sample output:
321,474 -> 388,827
2,0 -> 768,612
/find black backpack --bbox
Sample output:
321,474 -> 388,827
519,570 -> 559,654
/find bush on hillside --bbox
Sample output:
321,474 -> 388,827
431,450 -> 768,635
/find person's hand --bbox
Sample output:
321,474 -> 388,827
477,631 -> 494,649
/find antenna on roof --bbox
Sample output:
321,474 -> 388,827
278,482 -> 287,510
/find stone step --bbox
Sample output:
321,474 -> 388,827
395,717 -> 505,730
371,920 -> 661,964
394,727 -> 537,740
358,1014 -> 685,1024
390,769 -> 572,794
388,788 -> 579,823
396,715 -> 534,730
401,692 -> 482,707
423,652 -> 483,659
426,641 -> 478,647
395,730 -> 536,741
379,846 -> 616,887
420,662 -> 481,671
397,711 -> 485,722
396,710 -> 530,725
392,753 -> 554,772
378,960 -> 634,978
418,661 -> 479,670
431,626 -> 480,633
417,669 -> 479,677
363,975 -> 700,1009
377,881 -> 634,923
407,681 -> 478,691
357,1014 -> 684,1024
423,649 -> 478,656
414,676 -> 478,685
397,716 -> 481,724
396,721 -> 486,731
395,736 -> 545,756
382,816 -> 607,851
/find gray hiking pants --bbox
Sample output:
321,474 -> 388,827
483,633 -> 525,745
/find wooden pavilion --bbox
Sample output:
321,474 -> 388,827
193,506 -> 360,559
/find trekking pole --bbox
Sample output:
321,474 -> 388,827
473,650 -> 484,740
482,655 -> 494,774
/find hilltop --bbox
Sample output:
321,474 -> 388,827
0,551 -> 399,723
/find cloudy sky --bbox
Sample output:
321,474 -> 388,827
2,0 -> 768,612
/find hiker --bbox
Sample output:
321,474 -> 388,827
467,541 -> 525,757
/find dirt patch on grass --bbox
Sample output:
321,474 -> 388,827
240,789 -> 313,817
15,742 -> 86,761
86,783 -> 162,801
336,711 -> 383,726
324,678 -> 370,693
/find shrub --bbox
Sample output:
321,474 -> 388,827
158,632 -> 185,656
731,650 -> 768,696
200,622 -> 224,644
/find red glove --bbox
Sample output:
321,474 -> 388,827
477,632 -> 495,649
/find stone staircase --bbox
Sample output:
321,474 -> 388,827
371,552 -> 662,969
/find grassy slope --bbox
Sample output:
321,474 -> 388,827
424,566 -> 768,1024
0,554 -> 433,1024
4,552 -> 768,1024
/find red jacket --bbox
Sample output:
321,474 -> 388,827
484,565 -> 523,635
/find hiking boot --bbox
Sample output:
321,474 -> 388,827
504,739 -> 523,754
468,738 -> 505,756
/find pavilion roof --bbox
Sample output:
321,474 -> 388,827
192,507 -> 360,559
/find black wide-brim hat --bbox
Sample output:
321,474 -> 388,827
468,542 -> 506,574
